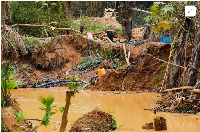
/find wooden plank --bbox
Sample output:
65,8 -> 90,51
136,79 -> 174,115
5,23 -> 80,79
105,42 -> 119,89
55,28 -> 72,30
192,89 -> 200,94
162,86 -> 193,93
92,32 -> 104,35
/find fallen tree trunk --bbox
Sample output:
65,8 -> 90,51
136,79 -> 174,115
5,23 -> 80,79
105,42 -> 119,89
162,86 -> 193,93
192,89 -> 200,94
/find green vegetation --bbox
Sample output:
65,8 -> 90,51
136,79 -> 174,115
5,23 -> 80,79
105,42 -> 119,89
14,110 -> 25,125
1,116 -> 8,132
107,111 -> 117,130
59,106 -> 65,113
31,79 -> 38,85
75,45 -> 125,71
23,38 -> 46,54
1,61 -> 21,107
67,75 -> 83,94
38,95 -> 57,126
144,2 -> 173,33
75,53 -> 102,71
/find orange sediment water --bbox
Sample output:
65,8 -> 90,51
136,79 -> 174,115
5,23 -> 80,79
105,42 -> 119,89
11,87 -> 200,132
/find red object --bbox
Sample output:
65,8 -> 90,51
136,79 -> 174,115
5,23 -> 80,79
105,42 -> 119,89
105,30 -> 116,33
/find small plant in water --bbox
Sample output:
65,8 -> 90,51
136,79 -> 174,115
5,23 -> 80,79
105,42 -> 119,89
38,95 -> 57,126
107,111 -> 117,130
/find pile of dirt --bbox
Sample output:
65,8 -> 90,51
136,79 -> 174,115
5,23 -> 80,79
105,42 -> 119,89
15,35 -> 104,87
88,17 -> 121,28
155,87 -> 200,114
86,43 -> 171,91
70,107 -> 117,132
1,107 -> 33,132
32,35 -> 101,70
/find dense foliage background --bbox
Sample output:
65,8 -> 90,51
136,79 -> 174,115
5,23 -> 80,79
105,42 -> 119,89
6,1 -> 153,37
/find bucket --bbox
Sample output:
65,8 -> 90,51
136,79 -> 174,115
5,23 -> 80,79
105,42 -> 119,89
160,37 -> 171,44
97,69 -> 105,76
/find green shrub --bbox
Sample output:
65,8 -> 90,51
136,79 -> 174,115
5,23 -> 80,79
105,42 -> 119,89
76,53 -> 103,71
75,45 -> 125,71
1,61 -> 21,107
23,38 -> 45,53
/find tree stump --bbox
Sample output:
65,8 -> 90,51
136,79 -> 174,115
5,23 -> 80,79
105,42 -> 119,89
154,116 -> 167,131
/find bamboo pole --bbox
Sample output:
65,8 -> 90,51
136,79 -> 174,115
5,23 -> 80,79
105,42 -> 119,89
132,8 -> 152,14
11,24 -> 102,35
59,91 -> 74,132
43,23 -> 48,41
162,86 -> 193,93
192,89 -> 200,94
123,44 -> 130,66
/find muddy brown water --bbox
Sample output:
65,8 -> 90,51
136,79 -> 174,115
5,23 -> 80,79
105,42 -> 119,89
11,87 -> 200,132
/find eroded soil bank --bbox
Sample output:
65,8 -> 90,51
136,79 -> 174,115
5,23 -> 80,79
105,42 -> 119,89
13,35 -> 173,92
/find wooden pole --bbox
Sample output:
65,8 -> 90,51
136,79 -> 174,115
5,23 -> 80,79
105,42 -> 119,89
43,23 -> 48,41
59,91 -> 74,132
123,44 -> 130,66
192,89 -> 200,94
132,8 -> 152,14
162,86 -> 193,93
17,25 -> 19,32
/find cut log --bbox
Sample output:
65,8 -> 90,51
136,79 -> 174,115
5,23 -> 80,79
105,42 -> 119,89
162,86 -> 193,93
192,89 -> 200,94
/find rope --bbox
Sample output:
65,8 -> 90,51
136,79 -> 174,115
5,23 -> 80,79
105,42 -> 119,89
147,54 -> 187,70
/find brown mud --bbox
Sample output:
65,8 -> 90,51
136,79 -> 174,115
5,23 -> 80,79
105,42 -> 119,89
15,35 -> 102,87
14,35 -> 173,91
86,42 -> 171,92
1,100 -> 33,132
70,107 -> 116,132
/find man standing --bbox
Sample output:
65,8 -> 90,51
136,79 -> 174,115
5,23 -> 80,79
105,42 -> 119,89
124,16 -> 132,43
80,25 -> 84,34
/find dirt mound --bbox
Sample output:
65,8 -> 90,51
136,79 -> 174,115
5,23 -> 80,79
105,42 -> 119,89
86,43 -> 171,91
32,35 -> 101,70
88,17 -> 121,28
1,108 -> 33,132
70,107 -> 117,132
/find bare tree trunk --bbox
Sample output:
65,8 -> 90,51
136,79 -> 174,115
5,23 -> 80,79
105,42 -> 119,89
167,18 -> 191,89
185,28 -> 200,86
65,1 -> 71,17
59,91 -> 74,132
